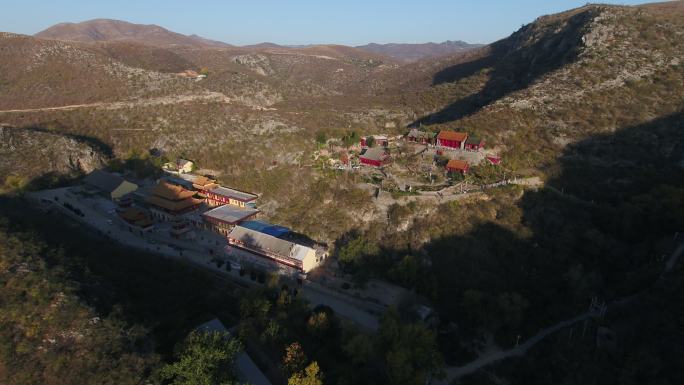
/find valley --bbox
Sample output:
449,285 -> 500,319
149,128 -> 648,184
1,2 -> 683,385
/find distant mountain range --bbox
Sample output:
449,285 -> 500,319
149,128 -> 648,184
34,19 -> 481,61
355,41 -> 483,62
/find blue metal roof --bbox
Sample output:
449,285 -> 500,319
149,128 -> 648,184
240,220 -> 291,238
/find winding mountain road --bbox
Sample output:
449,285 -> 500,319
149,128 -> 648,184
664,241 -> 684,275
0,92 -> 232,114
435,239 -> 684,384
436,313 -> 595,383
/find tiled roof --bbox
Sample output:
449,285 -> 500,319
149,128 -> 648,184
437,131 -> 468,142
446,159 -> 469,170
209,186 -> 258,202
146,195 -> 202,211
151,181 -> 196,201
193,175 -> 217,186
408,129 -> 435,139
465,136 -> 483,144
360,147 -> 387,161
120,207 -> 147,221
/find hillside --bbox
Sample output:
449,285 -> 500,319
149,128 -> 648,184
91,40 -> 196,73
2,2 -> 684,385
0,223 -> 160,385
356,40 -> 483,62
0,32 -> 206,109
35,18 -> 230,48
2,3 -> 683,236
0,125 -> 109,190
331,4 -> 684,383
400,2 -> 684,171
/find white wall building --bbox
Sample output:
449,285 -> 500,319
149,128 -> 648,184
177,159 -> 194,173
225,225 -> 323,276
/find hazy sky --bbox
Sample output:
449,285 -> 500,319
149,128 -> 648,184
0,0 -> 666,46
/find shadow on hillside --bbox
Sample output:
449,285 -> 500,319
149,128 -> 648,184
0,192 -> 238,356
548,112 -> 684,204
1,112 -> 682,365
411,8 -> 596,126
24,124 -> 114,158
372,111 -> 684,357
23,171 -> 83,191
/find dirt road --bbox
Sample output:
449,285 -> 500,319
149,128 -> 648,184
0,92 -> 232,114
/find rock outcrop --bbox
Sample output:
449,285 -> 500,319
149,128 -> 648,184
0,125 -> 109,181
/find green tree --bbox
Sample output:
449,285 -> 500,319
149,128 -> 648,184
159,330 -> 242,385
434,155 -> 449,167
315,131 -> 328,145
260,319 -> 282,345
277,289 -> 292,308
288,362 -> 324,385
306,311 -> 330,338
341,131 -> 359,147
283,342 -> 307,376
337,235 -> 378,270
447,170 -> 465,182
496,292 -> 529,329
377,310 -> 443,385
389,255 -> 422,289
240,292 -> 272,323
365,136 -> 375,148
461,289 -> 496,331
343,334 -> 374,366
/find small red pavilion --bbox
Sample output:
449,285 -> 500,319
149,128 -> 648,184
360,147 -> 389,167
445,159 -> 469,174
437,131 -> 468,149
464,136 -> 485,151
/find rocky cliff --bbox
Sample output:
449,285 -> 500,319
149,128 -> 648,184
0,125 -> 109,183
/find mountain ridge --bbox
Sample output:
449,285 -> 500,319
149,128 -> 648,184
2,2 -> 682,205
34,18 -> 481,62
356,40 -> 483,61
35,18 -> 231,48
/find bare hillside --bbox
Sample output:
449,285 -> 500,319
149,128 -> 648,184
0,33 -> 204,109
35,18 -> 230,48
1,2 -> 682,240
398,3 -> 684,171
357,40 -> 483,62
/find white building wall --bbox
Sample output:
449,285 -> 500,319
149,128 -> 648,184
224,246 -> 300,276
300,248 -> 319,273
